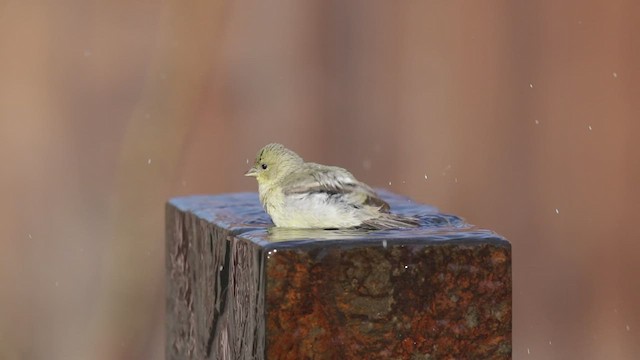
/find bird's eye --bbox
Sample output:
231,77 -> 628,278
261,163 -> 268,170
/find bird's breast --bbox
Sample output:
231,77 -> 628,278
258,183 -> 283,217
270,192 -> 370,228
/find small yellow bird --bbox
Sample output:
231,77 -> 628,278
245,143 -> 419,229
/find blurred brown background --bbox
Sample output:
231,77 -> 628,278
1,0 -> 639,359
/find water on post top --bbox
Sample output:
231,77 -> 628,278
169,190 -> 507,247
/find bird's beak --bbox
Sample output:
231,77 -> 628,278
244,167 -> 258,177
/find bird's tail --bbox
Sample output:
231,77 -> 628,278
360,213 -> 420,230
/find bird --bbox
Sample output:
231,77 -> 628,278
244,143 -> 419,230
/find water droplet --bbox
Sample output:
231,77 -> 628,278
424,174 -> 428,180
454,177 -> 458,183
612,72 -> 618,78
527,348 -> 531,355
626,324 -> 631,331
28,233 -> 32,239
382,240 -> 388,249
529,83 -> 534,88
147,158 -> 152,165
588,125 -> 592,131
555,208 -> 560,214
388,181 -> 392,186
404,265 -> 408,269
534,119 -> 540,125
441,164 -> 452,176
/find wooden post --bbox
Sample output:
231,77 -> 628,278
166,191 -> 511,359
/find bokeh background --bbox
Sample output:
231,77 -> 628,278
1,0 -> 639,359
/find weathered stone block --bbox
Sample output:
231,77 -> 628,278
166,192 -> 511,359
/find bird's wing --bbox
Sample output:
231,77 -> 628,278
282,164 -> 390,212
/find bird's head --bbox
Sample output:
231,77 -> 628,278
245,143 -> 303,185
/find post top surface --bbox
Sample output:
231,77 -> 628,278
168,191 -> 509,249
